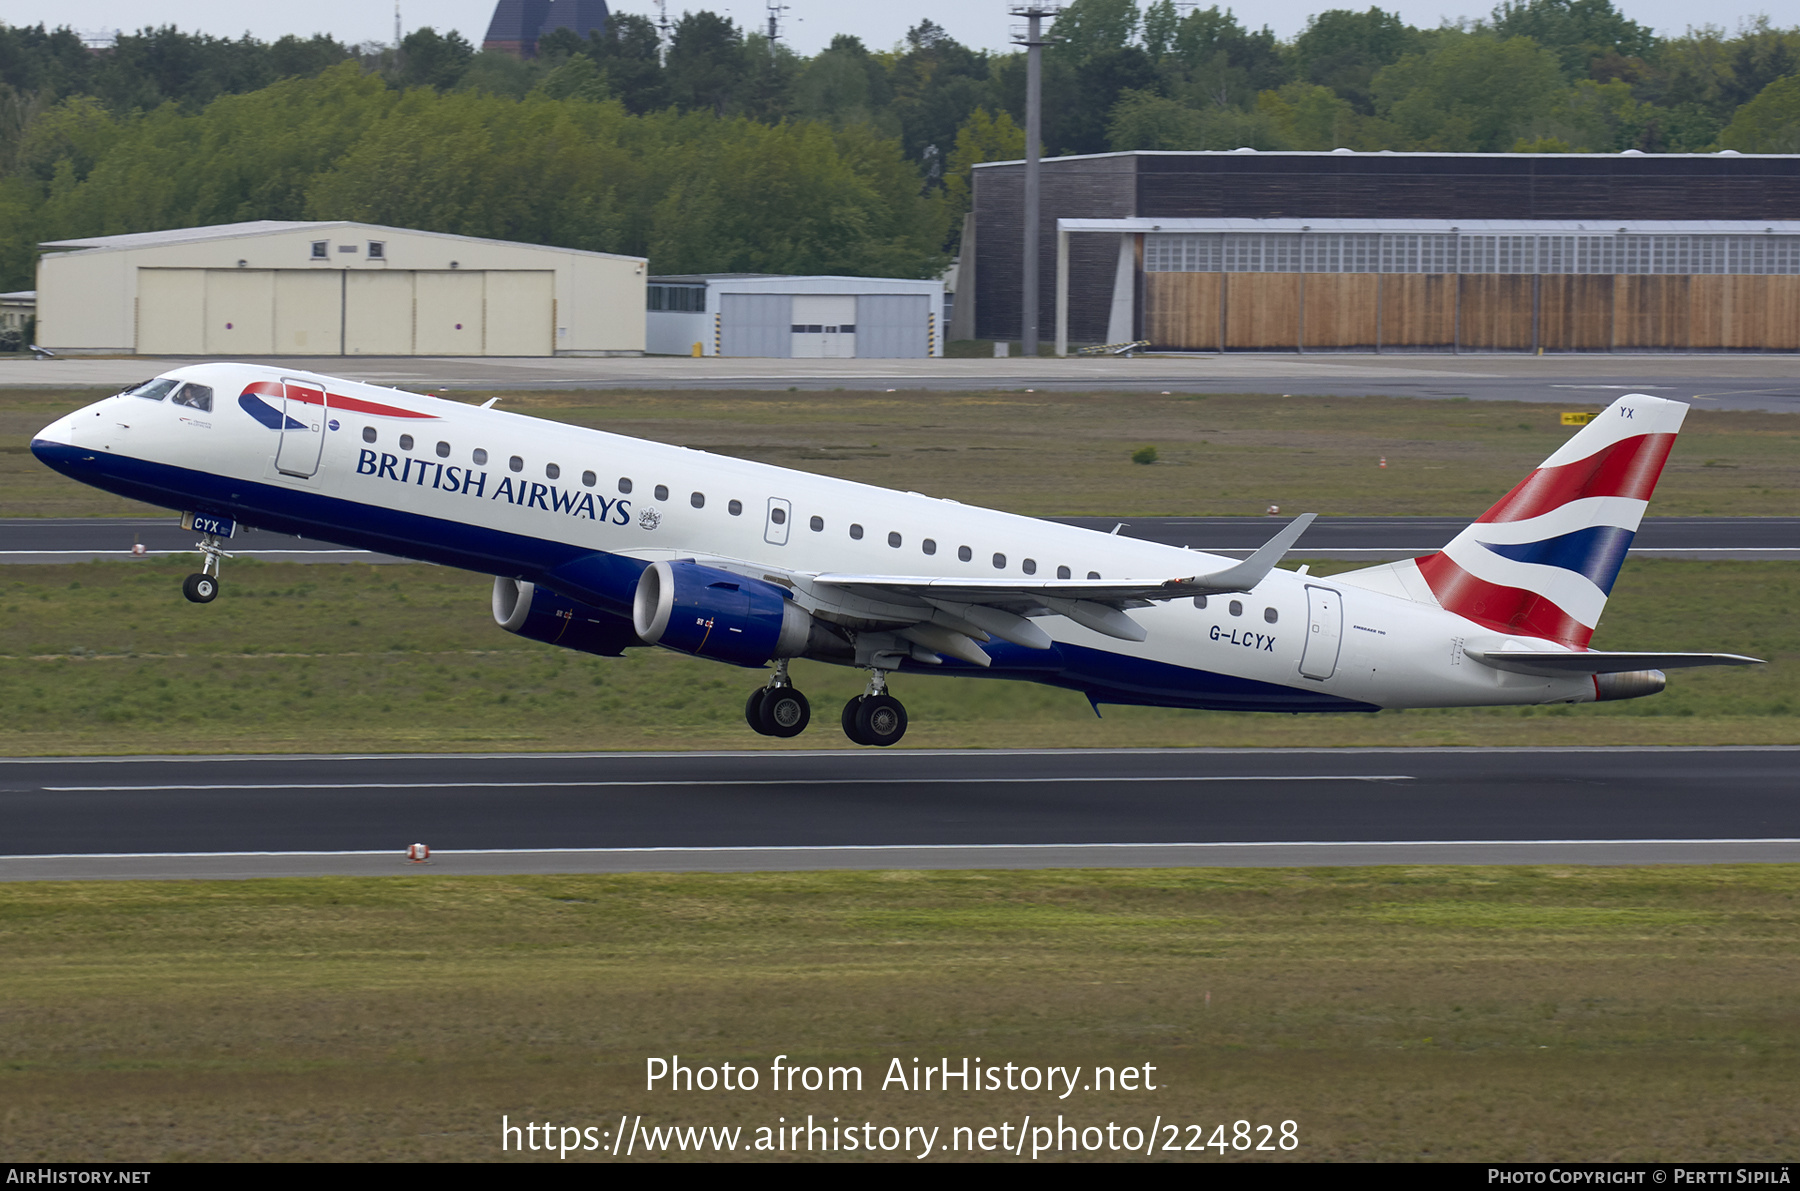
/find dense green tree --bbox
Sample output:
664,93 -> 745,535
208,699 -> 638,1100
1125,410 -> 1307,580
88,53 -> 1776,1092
1257,81 -> 1363,148
1373,33 -> 1564,150
585,14 -> 666,114
1291,9 -> 1419,113
1720,73 -> 1800,152
665,11 -> 747,116
397,28 -> 475,91
1490,0 -> 1656,77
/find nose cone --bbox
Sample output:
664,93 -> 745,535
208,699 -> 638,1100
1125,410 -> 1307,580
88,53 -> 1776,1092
32,414 -> 74,450
31,408 -> 90,478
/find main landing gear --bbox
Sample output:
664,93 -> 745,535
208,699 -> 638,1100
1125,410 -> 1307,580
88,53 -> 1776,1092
744,662 -> 909,746
181,532 -> 232,604
745,659 -> 812,739
841,670 -> 908,748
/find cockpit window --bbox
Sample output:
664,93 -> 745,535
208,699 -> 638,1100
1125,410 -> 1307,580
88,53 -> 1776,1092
171,383 -> 213,412
126,378 -> 179,402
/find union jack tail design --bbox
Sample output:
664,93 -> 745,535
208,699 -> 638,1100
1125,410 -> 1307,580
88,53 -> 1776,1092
1340,394 -> 1686,648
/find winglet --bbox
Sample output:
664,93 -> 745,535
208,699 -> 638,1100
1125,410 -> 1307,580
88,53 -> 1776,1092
1177,513 -> 1316,595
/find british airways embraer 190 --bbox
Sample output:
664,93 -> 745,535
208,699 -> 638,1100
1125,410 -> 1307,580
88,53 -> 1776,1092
31,364 -> 1759,745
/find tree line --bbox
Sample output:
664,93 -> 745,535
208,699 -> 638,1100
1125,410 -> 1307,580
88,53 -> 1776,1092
2,1 -> 1799,293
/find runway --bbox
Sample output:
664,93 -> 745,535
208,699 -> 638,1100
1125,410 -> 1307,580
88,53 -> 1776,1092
3,747 -> 1795,879
4,353 -> 1800,411
5,515 -> 1795,564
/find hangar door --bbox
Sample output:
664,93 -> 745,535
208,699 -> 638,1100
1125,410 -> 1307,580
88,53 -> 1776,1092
719,293 -> 792,357
855,294 -> 930,358
137,268 -> 554,356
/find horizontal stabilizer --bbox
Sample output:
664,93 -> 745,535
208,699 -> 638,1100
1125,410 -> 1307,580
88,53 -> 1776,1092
1469,649 -> 1763,677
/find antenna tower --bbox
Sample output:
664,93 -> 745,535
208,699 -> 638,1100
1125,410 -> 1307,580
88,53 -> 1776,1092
394,2 -> 402,47
766,2 -> 791,46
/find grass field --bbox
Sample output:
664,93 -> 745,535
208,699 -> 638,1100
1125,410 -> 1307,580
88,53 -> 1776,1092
5,386 -> 1797,518
2,866 -> 1795,1161
0,557 -> 1790,754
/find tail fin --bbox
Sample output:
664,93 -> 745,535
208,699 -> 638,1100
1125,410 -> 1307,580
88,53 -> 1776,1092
1342,394 -> 1686,648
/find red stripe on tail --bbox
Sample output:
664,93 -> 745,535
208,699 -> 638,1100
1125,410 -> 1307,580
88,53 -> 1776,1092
1477,433 -> 1676,524
1416,553 -> 1595,647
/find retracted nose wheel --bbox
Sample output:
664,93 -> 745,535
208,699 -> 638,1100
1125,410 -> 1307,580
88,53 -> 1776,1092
759,688 -> 811,738
182,573 -> 218,603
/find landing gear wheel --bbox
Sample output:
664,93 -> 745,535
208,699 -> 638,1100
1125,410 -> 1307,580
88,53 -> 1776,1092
744,688 -> 772,735
853,694 -> 907,747
759,688 -> 811,738
182,573 -> 218,604
841,696 -> 867,745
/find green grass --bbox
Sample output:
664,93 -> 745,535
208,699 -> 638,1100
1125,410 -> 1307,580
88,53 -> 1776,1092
0,557 -> 1790,754
2,867 -> 1796,1160
5,386 -> 1797,518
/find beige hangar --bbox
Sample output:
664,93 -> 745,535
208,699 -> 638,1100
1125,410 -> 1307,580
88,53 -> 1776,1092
36,220 -> 646,357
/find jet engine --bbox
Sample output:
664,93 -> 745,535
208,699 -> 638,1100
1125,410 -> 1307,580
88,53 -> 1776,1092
631,560 -> 846,668
492,577 -> 643,657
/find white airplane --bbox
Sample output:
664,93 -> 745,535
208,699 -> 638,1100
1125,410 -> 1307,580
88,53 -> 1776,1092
31,363 -> 1759,745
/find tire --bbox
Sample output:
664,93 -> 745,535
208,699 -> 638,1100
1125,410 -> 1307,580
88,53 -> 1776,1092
744,688 -> 772,735
854,694 -> 908,747
759,688 -> 811,738
841,696 -> 867,745
182,573 -> 218,604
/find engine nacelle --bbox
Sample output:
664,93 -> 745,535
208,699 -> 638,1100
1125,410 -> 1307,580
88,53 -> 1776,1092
632,560 -> 832,668
493,577 -> 642,657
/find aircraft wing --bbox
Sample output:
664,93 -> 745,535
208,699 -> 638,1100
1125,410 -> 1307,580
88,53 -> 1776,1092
780,514 -> 1318,653
1469,649 -> 1764,677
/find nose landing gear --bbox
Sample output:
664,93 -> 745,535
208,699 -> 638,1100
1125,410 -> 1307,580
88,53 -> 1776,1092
181,533 -> 232,604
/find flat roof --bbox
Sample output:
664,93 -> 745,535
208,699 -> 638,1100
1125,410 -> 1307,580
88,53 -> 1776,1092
0,290 -> 35,301
975,149 -> 1798,168
41,220 -> 646,262
1059,217 -> 1800,235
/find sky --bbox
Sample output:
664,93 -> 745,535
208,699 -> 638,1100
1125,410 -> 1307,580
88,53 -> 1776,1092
3,0 -> 1786,58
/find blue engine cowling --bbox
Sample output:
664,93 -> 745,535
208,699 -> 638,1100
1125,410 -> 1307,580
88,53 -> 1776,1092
631,560 -> 819,668
493,577 -> 643,657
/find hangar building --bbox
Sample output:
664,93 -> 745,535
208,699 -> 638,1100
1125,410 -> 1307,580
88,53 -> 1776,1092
36,220 -> 646,357
647,274 -> 944,358
969,150 -> 1800,353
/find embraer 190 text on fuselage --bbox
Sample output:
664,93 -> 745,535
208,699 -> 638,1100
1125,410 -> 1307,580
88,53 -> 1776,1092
30,364 -> 1760,745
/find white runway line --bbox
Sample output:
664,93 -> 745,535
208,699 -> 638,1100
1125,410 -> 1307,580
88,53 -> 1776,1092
44,774 -> 1417,792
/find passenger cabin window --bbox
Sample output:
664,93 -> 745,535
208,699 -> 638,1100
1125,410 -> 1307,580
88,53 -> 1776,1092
1194,595 -> 1209,609
618,478 -> 632,494
1264,607 -> 1279,624
728,499 -> 743,516
992,553 -> 1006,569
582,471 -> 596,487
473,448 -> 488,465
770,507 -> 786,524
1229,600 -> 1243,617
922,539 -> 937,555
546,463 -> 560,479
654,485 -> 669,501
888,532 -> 902,548
170,383 -> 213,412
399,434 -> 414,451
810,516 -> 824,532
128,378 -> 178,401
363,426 -> 378,443
509,456 -> 523,473
691,492 -> 705,509
435,441 -> 450,458
1057,566 -> 1071,579
958,546 -> 972,562
1087,572 -> 1101,580
850,524 -> 864,540
1022,558 -> 1037,575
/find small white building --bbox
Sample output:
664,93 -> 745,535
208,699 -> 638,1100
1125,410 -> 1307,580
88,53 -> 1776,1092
0,291 -> 33,342
36,220 -> 646,357
647,274 -> 944,358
